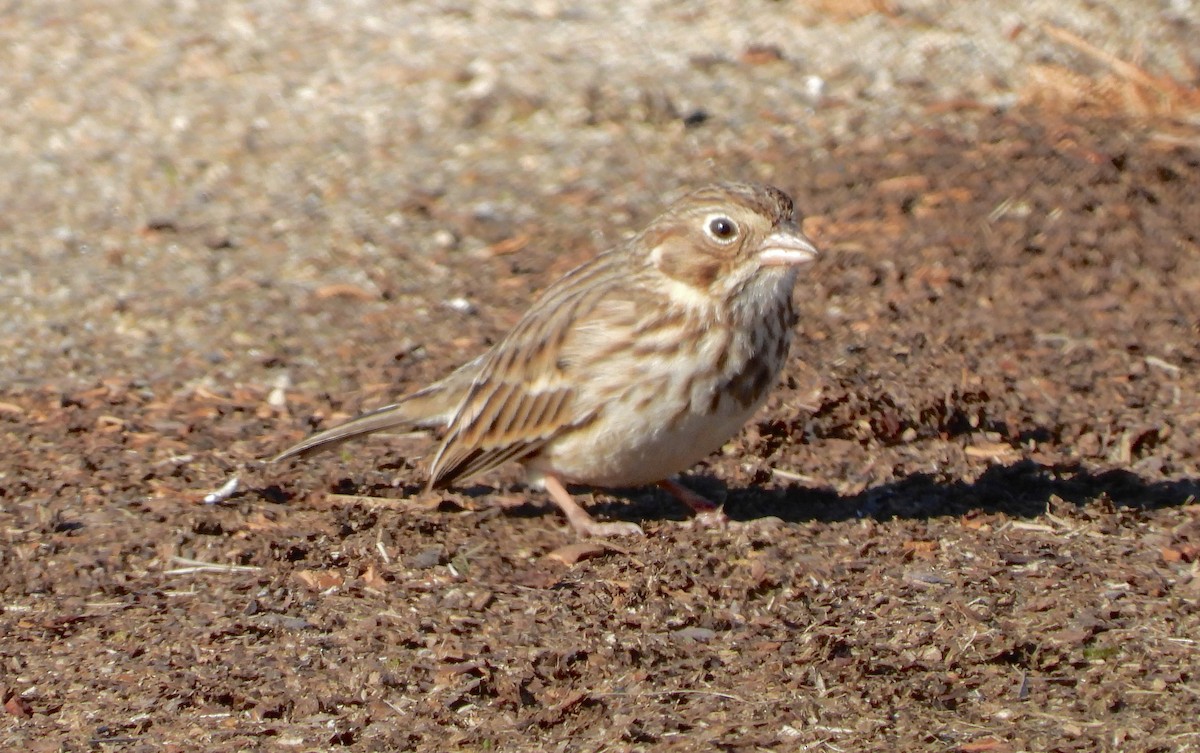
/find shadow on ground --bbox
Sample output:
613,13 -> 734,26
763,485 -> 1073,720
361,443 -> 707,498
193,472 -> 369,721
263,459 -> 1200,529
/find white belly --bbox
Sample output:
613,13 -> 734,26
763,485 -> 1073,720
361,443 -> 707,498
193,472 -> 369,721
539,397 -> 760,487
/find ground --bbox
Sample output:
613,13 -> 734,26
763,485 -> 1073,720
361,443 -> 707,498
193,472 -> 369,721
2,1 -> 1199,751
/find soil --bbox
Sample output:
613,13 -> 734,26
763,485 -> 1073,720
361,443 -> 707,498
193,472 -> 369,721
3,2 -> 1200,752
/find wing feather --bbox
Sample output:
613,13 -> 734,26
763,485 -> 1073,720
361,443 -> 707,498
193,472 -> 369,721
427,253 -> 623,488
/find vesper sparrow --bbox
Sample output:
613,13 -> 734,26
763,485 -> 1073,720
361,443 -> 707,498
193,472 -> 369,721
275,183 -> 819,537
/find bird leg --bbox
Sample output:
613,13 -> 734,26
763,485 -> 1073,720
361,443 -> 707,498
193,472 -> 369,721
658,478 -> 729,527
542,474 -> 644,537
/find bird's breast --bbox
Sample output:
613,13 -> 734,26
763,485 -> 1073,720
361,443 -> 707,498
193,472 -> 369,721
529,297 -> 794,488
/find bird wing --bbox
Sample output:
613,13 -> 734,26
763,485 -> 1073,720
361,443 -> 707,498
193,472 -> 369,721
427,254 -> 621,488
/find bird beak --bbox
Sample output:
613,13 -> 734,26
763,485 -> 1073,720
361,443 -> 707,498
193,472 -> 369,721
758,228 -> 819,267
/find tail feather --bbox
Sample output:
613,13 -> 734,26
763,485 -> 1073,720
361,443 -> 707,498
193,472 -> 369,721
272,400 -> 427,462
272,356 -> 484,463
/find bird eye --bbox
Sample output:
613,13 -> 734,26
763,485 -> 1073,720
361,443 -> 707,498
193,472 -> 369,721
705,215 -> 738,243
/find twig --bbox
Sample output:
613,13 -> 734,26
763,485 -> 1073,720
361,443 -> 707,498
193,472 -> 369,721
202,476 -> 240,504
164,556 -> 261,575
1144,356 -> 1181,375
1042,24 -> 1162,91
597,688 -> 748,703
1008,521 -> 1058,533
770,467 -> 818,483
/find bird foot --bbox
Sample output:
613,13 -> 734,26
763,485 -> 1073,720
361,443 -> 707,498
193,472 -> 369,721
690,507 -> 731,528
658,478 -> 727,526
543,473 -> 644,538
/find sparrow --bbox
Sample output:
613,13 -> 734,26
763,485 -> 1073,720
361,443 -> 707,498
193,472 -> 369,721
275,183 -> 819,537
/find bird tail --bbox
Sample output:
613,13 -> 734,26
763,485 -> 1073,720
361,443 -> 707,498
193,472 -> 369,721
270,401 -> 424,462
272,356 -> 484,463
273,378 -> 470,463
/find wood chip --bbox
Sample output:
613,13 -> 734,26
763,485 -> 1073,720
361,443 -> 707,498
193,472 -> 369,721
965,442 -> 1020,461
544,541 -> 618,565
313,283 -> 378,301
295,569 -> 344,591
361,563 -> 390,591
876,174 -> 930,194
4,694 -> 33,718
483,234 -> 531,257
959,737 -> 1012,752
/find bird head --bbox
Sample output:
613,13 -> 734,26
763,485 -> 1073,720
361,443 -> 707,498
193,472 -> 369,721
638,183 -> 819,306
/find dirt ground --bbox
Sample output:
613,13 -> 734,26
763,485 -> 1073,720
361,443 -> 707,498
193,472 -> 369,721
3,2 -> 1200,752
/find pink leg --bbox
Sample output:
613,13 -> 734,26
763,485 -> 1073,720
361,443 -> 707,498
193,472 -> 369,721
658,478 -> 729,527
543,474 -> 644,538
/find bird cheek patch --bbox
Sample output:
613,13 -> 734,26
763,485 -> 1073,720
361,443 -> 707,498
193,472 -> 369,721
651,237 -> 721,290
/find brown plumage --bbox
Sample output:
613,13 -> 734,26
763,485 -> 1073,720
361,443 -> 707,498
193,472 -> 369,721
275,183 -> 819,536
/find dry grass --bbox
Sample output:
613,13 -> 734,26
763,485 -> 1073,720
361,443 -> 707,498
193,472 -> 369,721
796,0 -> 899,22
1023,24 -> 1200,128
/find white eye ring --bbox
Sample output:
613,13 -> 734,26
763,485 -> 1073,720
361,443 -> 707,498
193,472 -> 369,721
703,214 -> 739,244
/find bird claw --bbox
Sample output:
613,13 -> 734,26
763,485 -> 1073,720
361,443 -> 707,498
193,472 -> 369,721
677,507 -> 732,530
693,508 -> 730,528
658,478 -> 729,528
